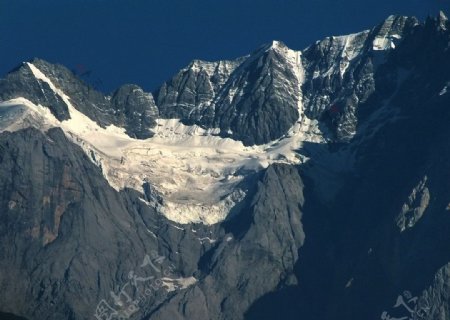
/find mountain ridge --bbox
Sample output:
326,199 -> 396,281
0,11 -> 449,320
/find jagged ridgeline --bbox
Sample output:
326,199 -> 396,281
0,12 -> 449,320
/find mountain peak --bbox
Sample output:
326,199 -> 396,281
270,40 -> 285,48
372,14 -> 418,50
264,40 -> 290,53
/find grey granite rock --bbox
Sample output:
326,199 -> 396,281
0,59 -> 159,139
155,42 -> 301,145
0,128 -> 305,320
147,164 -> 305,320
301,15 -> 419,142
155,59 -> 243,121
0,128 -> 174,320
111,84 -> 159,139
0,62 -> 70,121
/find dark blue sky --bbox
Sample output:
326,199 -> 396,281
0,0 -> 447,93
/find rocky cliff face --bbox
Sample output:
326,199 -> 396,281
155,41 -> 302,145
0,127 -> 305,320
0,11 -> 449,320
111,84 -> 159,139
155,58 -> 244,120
301,15 -> 419,142
0,59 -> 159,139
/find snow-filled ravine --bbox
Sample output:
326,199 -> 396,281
0,61 -> 325,225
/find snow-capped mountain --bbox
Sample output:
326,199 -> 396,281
0,12 -> 449,320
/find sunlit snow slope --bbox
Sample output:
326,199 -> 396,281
0,57 -> 325,224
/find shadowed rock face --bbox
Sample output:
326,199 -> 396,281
0,312 -> 29,320
0,128 -> 305,320
154,59 -> 244,120
0,62 -> 71,121
0,127 -> 208,319
301,15 -> 420,142
0,12 -> 450,320
208,42 -> 302,145
0,127 -> 147,319
111,84 -> 159,139
147,164 -> 305,320
246,13 -> 450,320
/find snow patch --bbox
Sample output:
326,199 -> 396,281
169,224 -> 185,231
0,97 -> 59,132
161,276 -> 197,292
372,16 -> 403,51
312,31 -> 369,79
338,32 -> 368,76
373,35 -> 399,50
396,176 -> 430,232
198,237 -> 217,244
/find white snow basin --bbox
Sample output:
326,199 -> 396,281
0,62 -> 325,225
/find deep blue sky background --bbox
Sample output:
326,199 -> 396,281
0,0 -> 447,93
